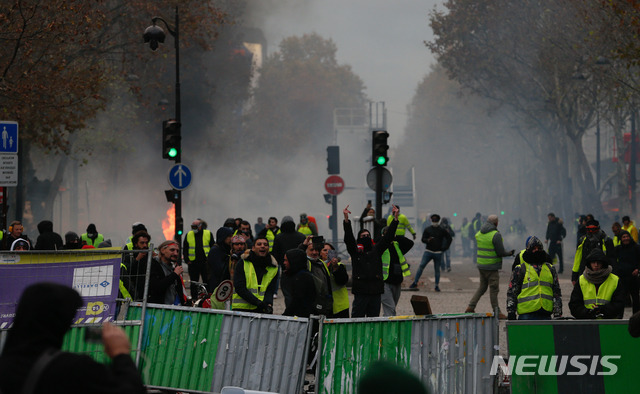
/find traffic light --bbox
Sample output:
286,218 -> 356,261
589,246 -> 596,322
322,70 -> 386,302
327,146 -> 340,174
372,130 -> 389,166
165,189 -> 179,203
176,217 -> 183,236
162,119 -> 181,160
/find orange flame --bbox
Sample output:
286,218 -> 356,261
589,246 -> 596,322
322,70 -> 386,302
162,206 -> 175,240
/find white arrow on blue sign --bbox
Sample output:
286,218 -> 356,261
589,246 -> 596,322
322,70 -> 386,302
0,121 -> 18,154
167,163 -> 192,191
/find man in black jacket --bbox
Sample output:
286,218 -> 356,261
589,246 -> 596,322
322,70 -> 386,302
344,204 -> 399,318
614,230 -> 640,313
149,240 -> 187,305
282,248 -> 316,317
545,213 -> 566,273
0,283 -> 145,394
34,220 -> 63,250
409,214 -> 452,292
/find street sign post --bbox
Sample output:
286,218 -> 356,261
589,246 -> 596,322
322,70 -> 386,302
324,175 -> 345,195
167,163 -> 192,191
0,121 -> 18,154
0,155 -> 18,187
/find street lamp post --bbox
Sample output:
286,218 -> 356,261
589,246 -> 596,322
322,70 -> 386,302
144,6 -> 183,245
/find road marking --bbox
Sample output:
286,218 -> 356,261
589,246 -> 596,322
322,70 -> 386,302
429,277 -> 451,283
470,277 -> 480,283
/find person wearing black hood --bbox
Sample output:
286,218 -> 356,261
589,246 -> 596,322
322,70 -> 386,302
282,248 -> 316,317
613,230 -> 640,313
34,220 -> 63,250
232,236 -> 278,313
272,216 -> 306,304
207,226 -> 234,292
506,236 -> 562,320
63,231 -> 82,249
569,248 -> 625,319
344,204 -> 399,318
81,223 -> 104,247
0,283 -> 145,393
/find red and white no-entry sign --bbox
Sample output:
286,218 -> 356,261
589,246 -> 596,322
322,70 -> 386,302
325,175 -> 345,195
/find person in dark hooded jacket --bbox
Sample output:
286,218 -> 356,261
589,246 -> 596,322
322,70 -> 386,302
34,220 -> 63,250
0,282 -> 145,394
282,248 -> 316,317
272,216 -> 306,304
569,249 -> 625,319
613,230 -> 640,313
344,204 -> 399,318
207,226 -> 234,292
63,231 -> 82,249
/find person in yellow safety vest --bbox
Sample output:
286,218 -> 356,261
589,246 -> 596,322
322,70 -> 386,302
380,226 -> 413,317
569,248 -> 625,319
571,219 -> 611,285
256,216 -> 281,252
183,218 -> 215,298
460,217 -> 471,257
81,223 -> 104,247
465,215 -> 514,319
124,222 -> 147,250
122,231 -> 152,301
622,215 -> 639,242
320,243 -> 350,318
506,236 -> 562,320
297,213 -> 318,236
611,222 -> 622,248
232,237 -> 278,313
386,206 -> 416,240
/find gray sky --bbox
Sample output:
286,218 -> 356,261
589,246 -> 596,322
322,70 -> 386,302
252,0 -> 441,146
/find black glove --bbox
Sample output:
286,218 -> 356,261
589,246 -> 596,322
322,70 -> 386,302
588,308 -> 601,319
508,312 -> 517,321
258,301 -> 273,314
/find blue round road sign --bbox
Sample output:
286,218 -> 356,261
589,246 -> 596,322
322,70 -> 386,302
168,163 -> 192,191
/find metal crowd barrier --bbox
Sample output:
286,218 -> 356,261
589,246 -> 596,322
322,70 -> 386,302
0,250 -> 501,393
316,313 -> 499,394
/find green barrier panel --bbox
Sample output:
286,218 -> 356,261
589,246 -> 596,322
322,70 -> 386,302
126,305 -> 223,391
507,320 -> 640,394
318,319 -> 413,393
62,324 -> 141,364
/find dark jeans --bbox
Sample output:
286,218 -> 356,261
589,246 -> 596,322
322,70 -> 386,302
352,293 -> 381,318
187,260 -> 208,298
548,242 -> 564,272
620,275 -> 640,314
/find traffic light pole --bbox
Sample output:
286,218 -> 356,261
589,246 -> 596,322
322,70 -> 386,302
173,6 -> 182,247
331,194 -> 338,249
375,165 -> 383,222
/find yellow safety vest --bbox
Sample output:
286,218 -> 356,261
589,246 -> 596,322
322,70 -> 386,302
186,230 -> 212,261
265,228 -> 281,252
580,274 -> 619,310
298,224 -> 313,236
231,261 -> 278,310
326,261 -> 349,314
381,242 -> 411,280
81,233 -> 104,247
517,262 -> 554,314
119,262 -> 131,299
475,230 -> 500,266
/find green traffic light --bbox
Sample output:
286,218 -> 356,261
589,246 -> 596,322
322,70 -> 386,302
376,156 -> 387,165
453,213 -> 457,217
168,147 -> 178,158
500,211 -> 505,215
177,229 -> 183,235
